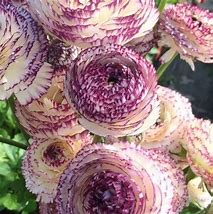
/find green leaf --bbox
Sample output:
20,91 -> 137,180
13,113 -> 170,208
0,193 -> 22,211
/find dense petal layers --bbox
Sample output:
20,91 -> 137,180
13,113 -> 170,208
15,67 -> 85,139
183,119 -> 213,186
158,3 -> 213,70
65,44 -> 159,137
141,86 -> 194,152
27,0 -> 159,48
56,142 -> 187,214
22,134 -> 91,203
0,3 -> 53,104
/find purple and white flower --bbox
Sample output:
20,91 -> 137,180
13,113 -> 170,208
0,2 -> 53,105
56,142 -> 188,213
27,0 -> 159,48
65,44 -> 160,137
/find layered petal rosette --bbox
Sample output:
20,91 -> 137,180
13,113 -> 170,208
183,119 -> 213,186
56,142 -> 187,214
27,0 -> 159,48
158,3 -> 213,70
65,45 -> 160,137
0,3 -> 53,105
22,134 -> 91,203
15,67 -> 85,139
141,86 -> 194,152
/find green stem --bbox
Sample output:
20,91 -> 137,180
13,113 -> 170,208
8,96 -> 30,142
0,136 -> 27,150
158,0 -> 167,13
157,52 -> 178,79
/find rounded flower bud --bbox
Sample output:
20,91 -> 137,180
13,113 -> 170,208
183,119 -> 213,186
56,142 -> 188,214
141,86 -> 194,152
65,44 -> 160,137
22,134 -> 91,203
0,2 -> 53,105
187,177 -> 212,209
27,0 -> 159,48
15,67 -> 85,139
158,3 -> 213,70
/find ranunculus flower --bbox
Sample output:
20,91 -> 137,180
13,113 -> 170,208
64,44 -> 160,137
27,0 -> 159,48
140,86 -> 194,152
158,3 -> 213,70
15,67 -> 85,139
0,2 -> 53,105
187,177 -> 212,209
56,142 -> 187,214
183,119 -> 213,186
22,134 -> 91,203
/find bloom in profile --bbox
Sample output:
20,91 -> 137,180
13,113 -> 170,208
141,86 -> 194,152
65,44 -> 159,137
183,119 -> 213,186
56,142 -> 187,213
27,0 -> 159,48
158,3 -> 213,70
15,67 -> 85,139
0,2 -> 53,105
22,134 -> 91,203
187,177 -> 212,209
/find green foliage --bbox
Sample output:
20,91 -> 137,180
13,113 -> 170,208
0,101 -> 37,214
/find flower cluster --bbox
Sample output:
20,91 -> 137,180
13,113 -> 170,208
1,0 -> 212,213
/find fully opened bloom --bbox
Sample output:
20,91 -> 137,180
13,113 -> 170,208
15,67 -> 85,139
22,134 -> 91,203
158,3 -> 213,70
183,119 -> 213,186
141,86 -> 194,152
56,142 -> 187,214
65,44 -> 159,137
0,3 -> 53,105
27,0 -> 159,48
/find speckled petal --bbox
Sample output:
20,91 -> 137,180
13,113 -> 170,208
182,119 -> 213,186
140,85 -> 194,152
0,2 -> 53,104
15,67 -> 85,139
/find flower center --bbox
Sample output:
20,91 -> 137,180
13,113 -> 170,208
84,171 -> 136,214
106,63 -> 125,85
43,144 -> 66,167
